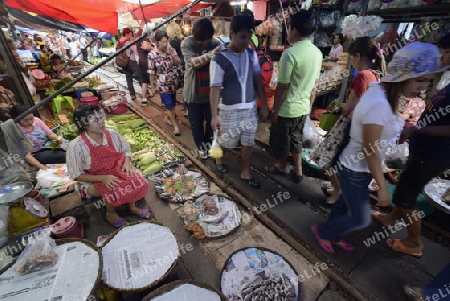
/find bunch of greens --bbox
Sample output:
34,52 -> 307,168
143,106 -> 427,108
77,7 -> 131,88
57,123 -> 79,141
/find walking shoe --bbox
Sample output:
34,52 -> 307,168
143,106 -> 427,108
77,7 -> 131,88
141,99 -> 148,107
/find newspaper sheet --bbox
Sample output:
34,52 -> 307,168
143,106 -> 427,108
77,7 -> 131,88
221,248 -> 299,301
193,195 -> 241,238
0,241 -> 100,301
152,283 -> 221,301
101,222 -> 179,290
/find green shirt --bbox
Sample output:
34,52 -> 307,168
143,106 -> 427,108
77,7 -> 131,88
277,40 -> 322,118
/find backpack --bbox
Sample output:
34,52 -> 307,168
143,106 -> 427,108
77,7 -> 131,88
249,36 -> 273,87
115,41 -> 129,68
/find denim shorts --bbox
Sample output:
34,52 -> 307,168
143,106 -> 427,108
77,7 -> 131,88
393,157 -> 450,209
160,93 -> 176,110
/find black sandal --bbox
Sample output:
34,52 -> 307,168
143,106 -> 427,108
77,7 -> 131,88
215,163 -> 229,173
263,164 -> 286,175
241,177 -> 261,188
290,172 -> 304,184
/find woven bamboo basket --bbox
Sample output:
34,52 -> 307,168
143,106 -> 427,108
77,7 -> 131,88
141,279 -> 227,301
220,246 -> 301,301
100,220 -> 181,293
0,238 -> 102,301
32,78 -> 51,89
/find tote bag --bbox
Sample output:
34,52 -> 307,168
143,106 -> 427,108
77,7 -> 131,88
311,116 -> 351,170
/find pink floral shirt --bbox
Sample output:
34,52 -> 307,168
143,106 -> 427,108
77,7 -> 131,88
148,49 -> 179,94
401,97 -> 425,125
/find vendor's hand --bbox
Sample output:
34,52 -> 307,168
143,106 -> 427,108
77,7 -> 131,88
211,116 -> 220,131
122,161 -> 136,176
39,164 -> 47,171
399,126 -> 417,144
376,186 -> 391,207
56,137 -> 64,146
259,107 -> 269,122
101,175 -> 120,190
270,111 -> 278,125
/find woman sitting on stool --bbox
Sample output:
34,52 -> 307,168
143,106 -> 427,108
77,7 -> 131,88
10,105 -> 66,170
66,105 -> 152,228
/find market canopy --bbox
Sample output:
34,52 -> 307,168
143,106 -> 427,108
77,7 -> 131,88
8,8 -> 86,32
4,0 -> 212,34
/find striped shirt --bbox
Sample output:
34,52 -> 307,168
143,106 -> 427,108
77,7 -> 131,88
66,129 -> 132,180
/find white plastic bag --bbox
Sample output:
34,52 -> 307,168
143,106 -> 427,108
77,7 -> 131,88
15,235 -> 58,274
384,143 -> 409,169
36,165 -> 72,188
302,116 -> 322,149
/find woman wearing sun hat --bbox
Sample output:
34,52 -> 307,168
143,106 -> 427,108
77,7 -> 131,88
371,42 -> 450,258
311,42 -> 444,255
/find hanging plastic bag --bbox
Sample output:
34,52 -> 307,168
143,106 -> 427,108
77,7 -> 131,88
15,235 -> 59,274
302,116 -> 321,149
208,129 -> 223,159
384,143 -> 409,169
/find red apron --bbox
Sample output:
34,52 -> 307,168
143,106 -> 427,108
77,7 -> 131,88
81,130 -> 148,207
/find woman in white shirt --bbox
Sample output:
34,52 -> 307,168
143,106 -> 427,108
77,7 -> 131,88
312,42 -> 442,254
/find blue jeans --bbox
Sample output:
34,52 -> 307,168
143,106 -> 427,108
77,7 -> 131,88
318,165 -> 372,242
186,103 -> 213,151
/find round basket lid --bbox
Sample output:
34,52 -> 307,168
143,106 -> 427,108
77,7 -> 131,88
142,280 -> 226,301
221,247 -> 300,301
100,221 -> 180,291
0,181 -> 32,205
31,69 -> 45,79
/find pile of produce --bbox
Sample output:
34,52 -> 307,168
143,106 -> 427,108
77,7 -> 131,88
106,114 -> 184,170
44,119 -> 58,129
234,273 -> 295,301
135,151 -> 162,175
57,123 -> 79,141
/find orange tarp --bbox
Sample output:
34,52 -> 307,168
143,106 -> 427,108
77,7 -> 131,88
5,0 -> 147,34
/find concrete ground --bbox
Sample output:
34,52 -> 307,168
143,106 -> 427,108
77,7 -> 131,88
63,65 -> 450,301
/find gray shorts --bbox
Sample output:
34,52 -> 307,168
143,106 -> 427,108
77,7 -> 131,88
219,107 -> 258,148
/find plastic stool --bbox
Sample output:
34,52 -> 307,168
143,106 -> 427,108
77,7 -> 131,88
52,96 -> 75,114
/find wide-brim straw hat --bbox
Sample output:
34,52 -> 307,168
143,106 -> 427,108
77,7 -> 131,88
381,42 -> 447,83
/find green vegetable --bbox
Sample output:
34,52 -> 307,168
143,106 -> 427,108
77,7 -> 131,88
143,162 -> 162,175
57,123 -> 79,140
50,140 -> 59,151
139,152 -> 156,166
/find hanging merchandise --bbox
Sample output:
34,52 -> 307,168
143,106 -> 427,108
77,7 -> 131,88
380,24 -> 398,52
341,15 -> 383,40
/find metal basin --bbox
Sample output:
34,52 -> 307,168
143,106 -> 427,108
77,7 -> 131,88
0,181 -> 33,205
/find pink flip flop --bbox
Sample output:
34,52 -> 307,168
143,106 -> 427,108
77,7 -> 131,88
311,224 -> 335,254
332,240 -> 354,251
